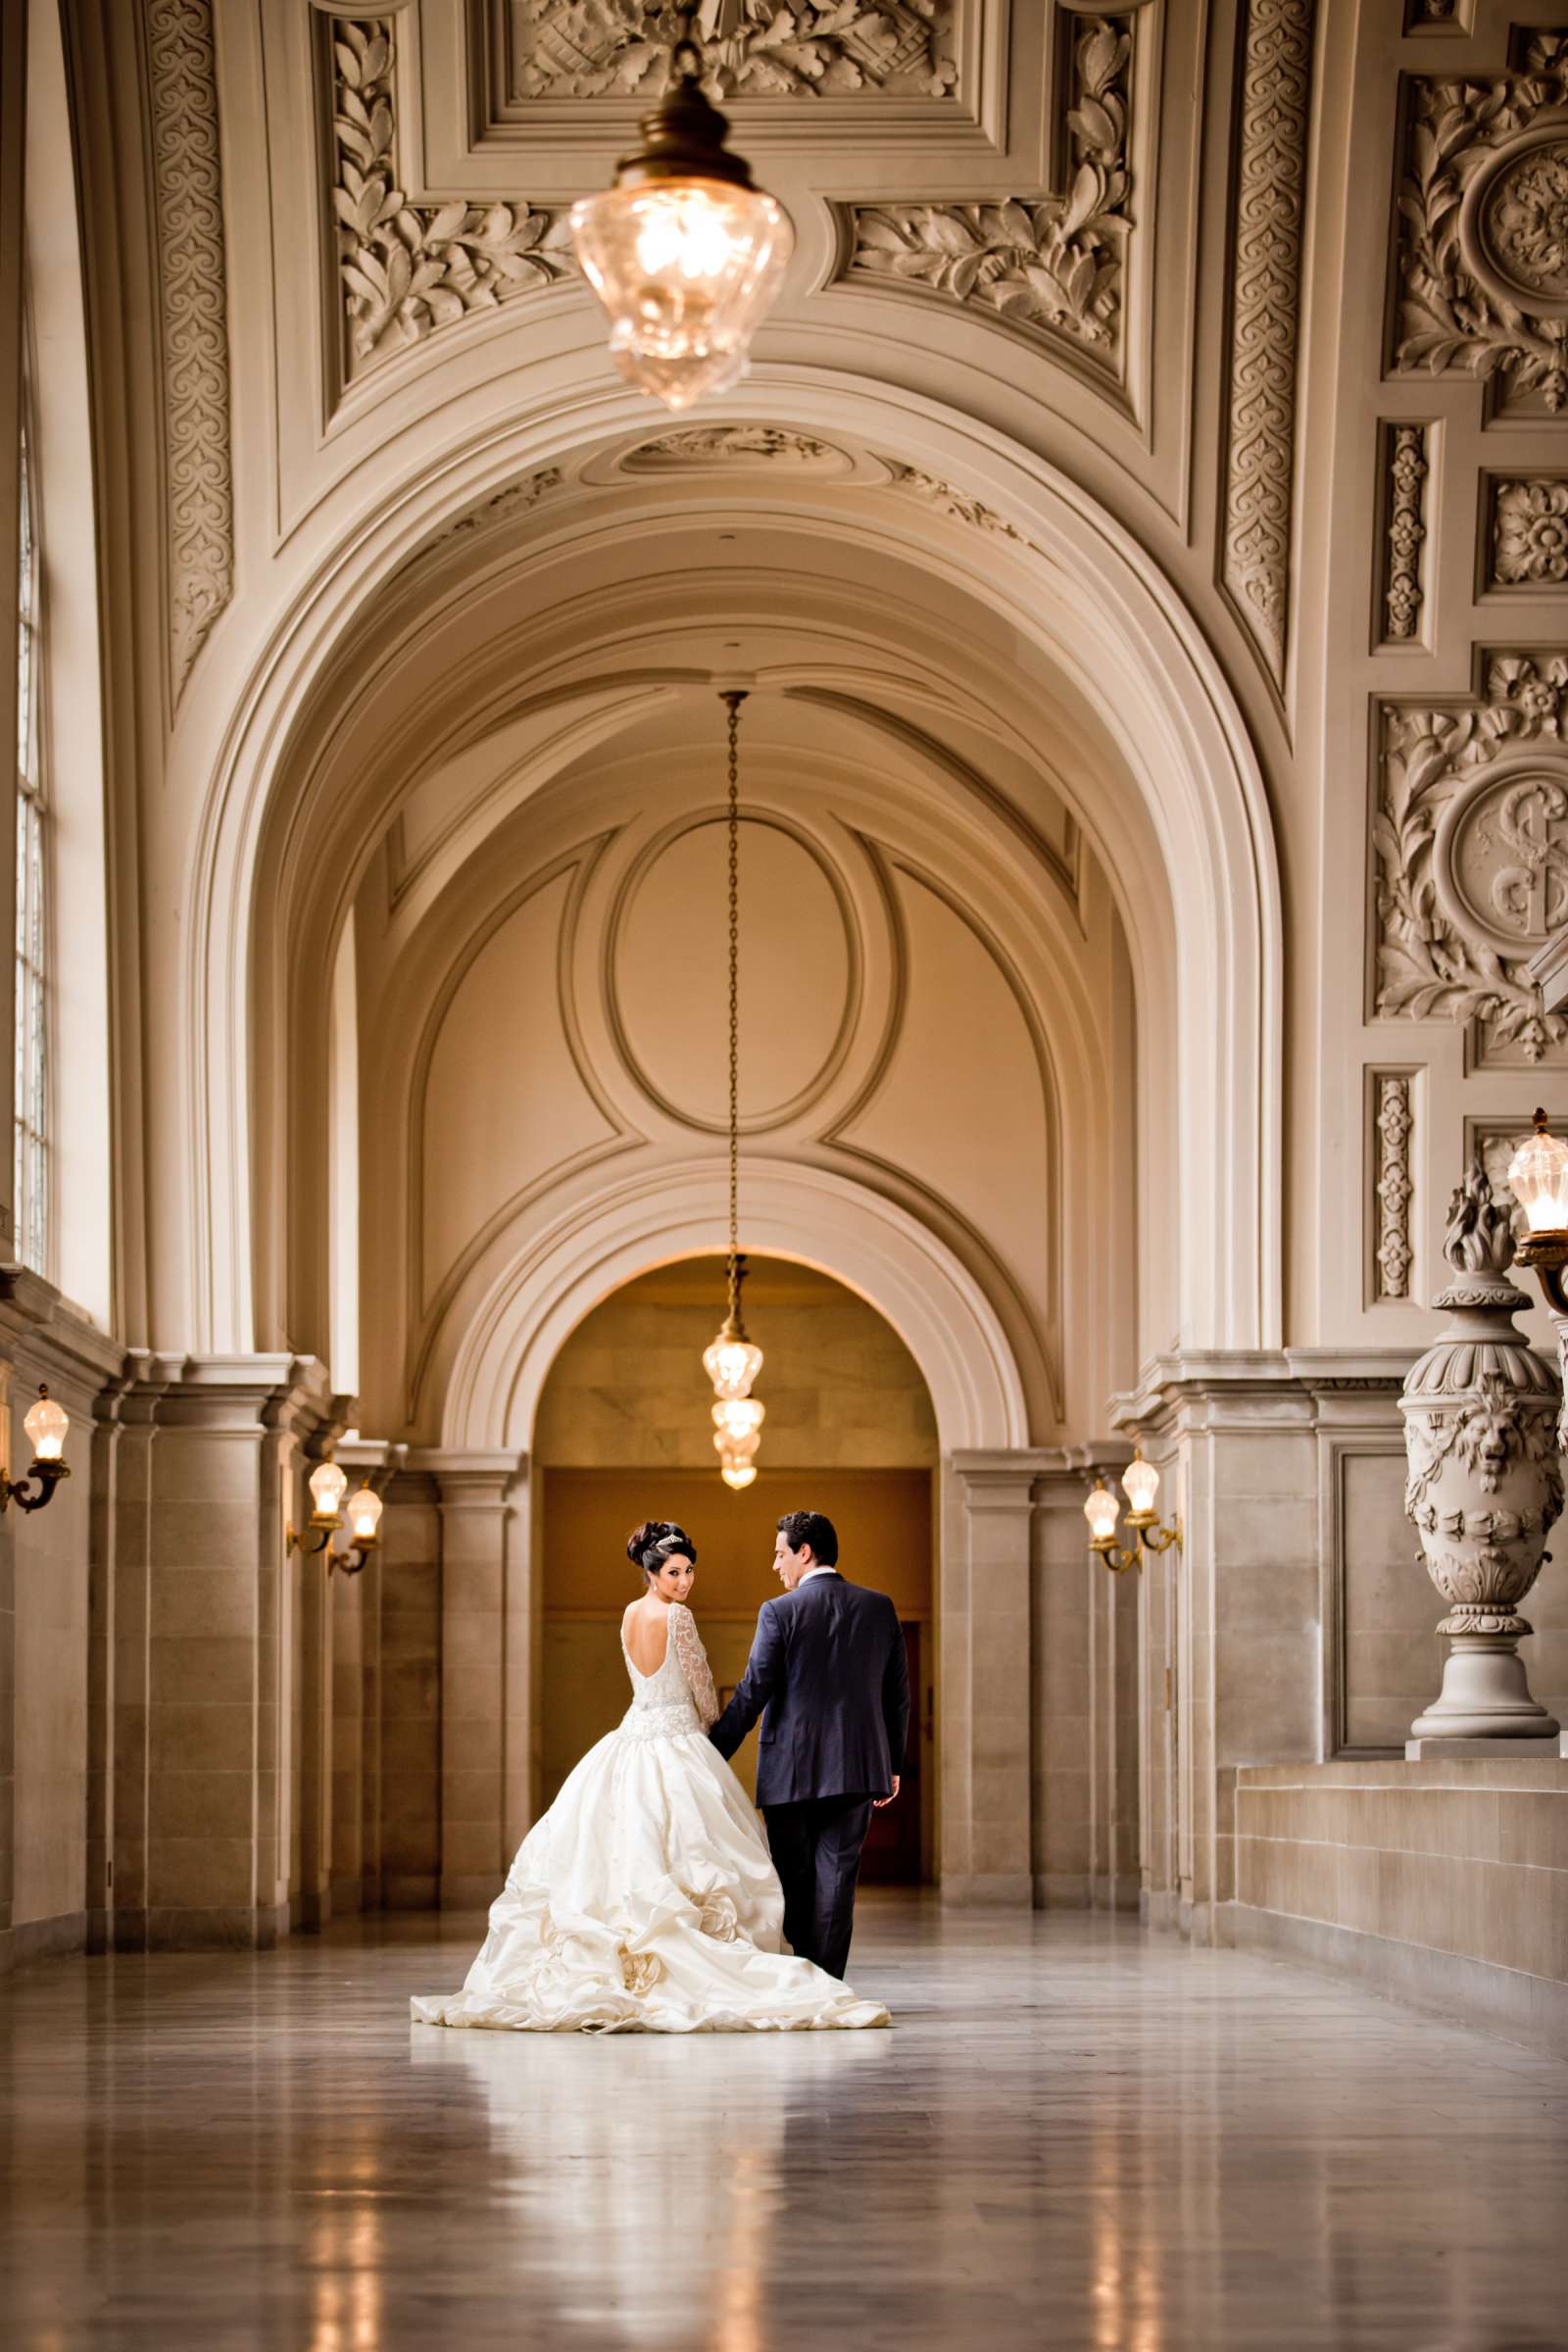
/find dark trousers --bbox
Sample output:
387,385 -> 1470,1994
763,1795 -> 875,1982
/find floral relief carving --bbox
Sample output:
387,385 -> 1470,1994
1384,424 -> 1429,642
1221,0 -> 1314,688
1374,655 -> 1568,1062
510,0 -> 957,99
883,462 -> 1032,549
620,424 -> 842,468
399,468 -> 564,573
1394,36 -> 1568,413
1374,1074 -> 1415,1301
330,19 -> 573,379
145,0 -> 233,700
1492,478 -> 1568,585
843,16 -> 1132,370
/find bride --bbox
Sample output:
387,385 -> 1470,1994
411,1520 -> 889,2033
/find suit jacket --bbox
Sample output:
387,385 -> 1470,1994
709,1572 -> 910,1807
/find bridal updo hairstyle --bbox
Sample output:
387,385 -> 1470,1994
627,1520 -> 697,1580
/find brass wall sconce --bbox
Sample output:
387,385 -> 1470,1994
1508,1109 -> 1568,1313
0,1385 -> 70,1514
286,1459 -> 385,1576
1083,1447 -> 1182,1574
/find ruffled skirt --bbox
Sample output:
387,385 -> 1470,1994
410,1716 -> 888,2034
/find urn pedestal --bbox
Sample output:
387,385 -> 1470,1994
1401,1166 -> 1563,1744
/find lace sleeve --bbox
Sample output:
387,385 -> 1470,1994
670,1603 -> 719,1730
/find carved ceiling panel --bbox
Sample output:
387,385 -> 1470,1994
1373,654 -> 1568,1068
497,1 -> 961,102
1393,30 -> 1568,416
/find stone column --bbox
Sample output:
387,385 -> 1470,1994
376,1466 -> 441,1909
944,1452 -> 1051,1906
1116,1351 -> 1412,1941
331,1439 -> 398,1916
428,1450 -> 527,1908
105,1353 -> 335,1950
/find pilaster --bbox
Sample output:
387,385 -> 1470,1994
421,1448 -> 528,1908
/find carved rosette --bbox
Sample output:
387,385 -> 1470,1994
1400,1160 -> 1562,1739
1221,0 -> 1315,688
1395,36 -> 1568,413
1373,655 -> 1568,1064
842,16 -> 1132,375
1492,479 -> 1568,586
145,0 -> 233,700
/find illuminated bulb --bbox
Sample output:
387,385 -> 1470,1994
23,1387 -> 68,1463
712,1396 -> 764,1444
308,1459 -> 348,1520
346,1485 -> 383,1544
720,1457 -> 757,1491
1508,1110 -> 1568,1235
703,1327 -> 763,1399
1083,1482 -> 1120,1544
1121,1452 -> 1160,1522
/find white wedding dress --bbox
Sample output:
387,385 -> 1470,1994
410,1599 -> 888,2034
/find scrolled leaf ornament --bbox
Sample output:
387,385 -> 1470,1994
328,18 -> 574,379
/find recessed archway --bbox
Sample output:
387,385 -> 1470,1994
531,1252 -> 940,1881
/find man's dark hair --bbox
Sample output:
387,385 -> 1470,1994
777,1509 -> 839,1567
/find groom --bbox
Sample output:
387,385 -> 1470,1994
710,1509 -> 909,1982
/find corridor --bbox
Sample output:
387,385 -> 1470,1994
3,1899 -> 1565,2349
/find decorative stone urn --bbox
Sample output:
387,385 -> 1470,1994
1401,1159 -> 1563,1740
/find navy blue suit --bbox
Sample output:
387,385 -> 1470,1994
710,1572 -> 909,1979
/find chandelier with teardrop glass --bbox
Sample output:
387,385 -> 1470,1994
704,691 -> 765,1490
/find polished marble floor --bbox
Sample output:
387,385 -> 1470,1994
4,1896 -> 1568,2349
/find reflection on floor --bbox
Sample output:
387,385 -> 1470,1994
3,1895 -> 1567,2348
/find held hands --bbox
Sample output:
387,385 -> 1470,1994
873,1776 -> 901,1811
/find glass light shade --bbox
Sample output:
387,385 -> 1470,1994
711,1396 -> 764,1445
1508,1119 -> 1568,1234
24,1388 -> 67,1462
346,1485 -> 383,1544
569,178 -> 793,412
1122,1454 -> 1160,1520
720,1457 -> 757,1491
1083,1483 -> 1120,1544
712,1423 -> 760,1463
308,1460 -> 348,1519
704,1329 -> 763,1399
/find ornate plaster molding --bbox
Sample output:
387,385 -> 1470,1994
882,462 -> 1032,549
1491,478 -> 1568,587
1374,1073 -> 1415,1301
397,466 -> 564,573
841,14 -> 1132,374
145,0 -> 233,701
1373,654 -> 1568,1063
508,0 -> 958,100
619,424 -> 844,470
1394,35 -> 1568,415
1383,423 -> 1429,643
1220,0 -> 1314,690
328,18 -> 572,381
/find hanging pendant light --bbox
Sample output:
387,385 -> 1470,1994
568,9 -> 794,413
703,690 -> 765,1489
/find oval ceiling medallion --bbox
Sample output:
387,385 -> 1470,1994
1432,753 -> 1568,958
1460,125 -> 1568,324
608,813 -> 860,1133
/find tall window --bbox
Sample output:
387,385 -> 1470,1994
14,395 -> 48,1276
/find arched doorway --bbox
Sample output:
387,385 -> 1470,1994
533,1253 -> 938,1881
